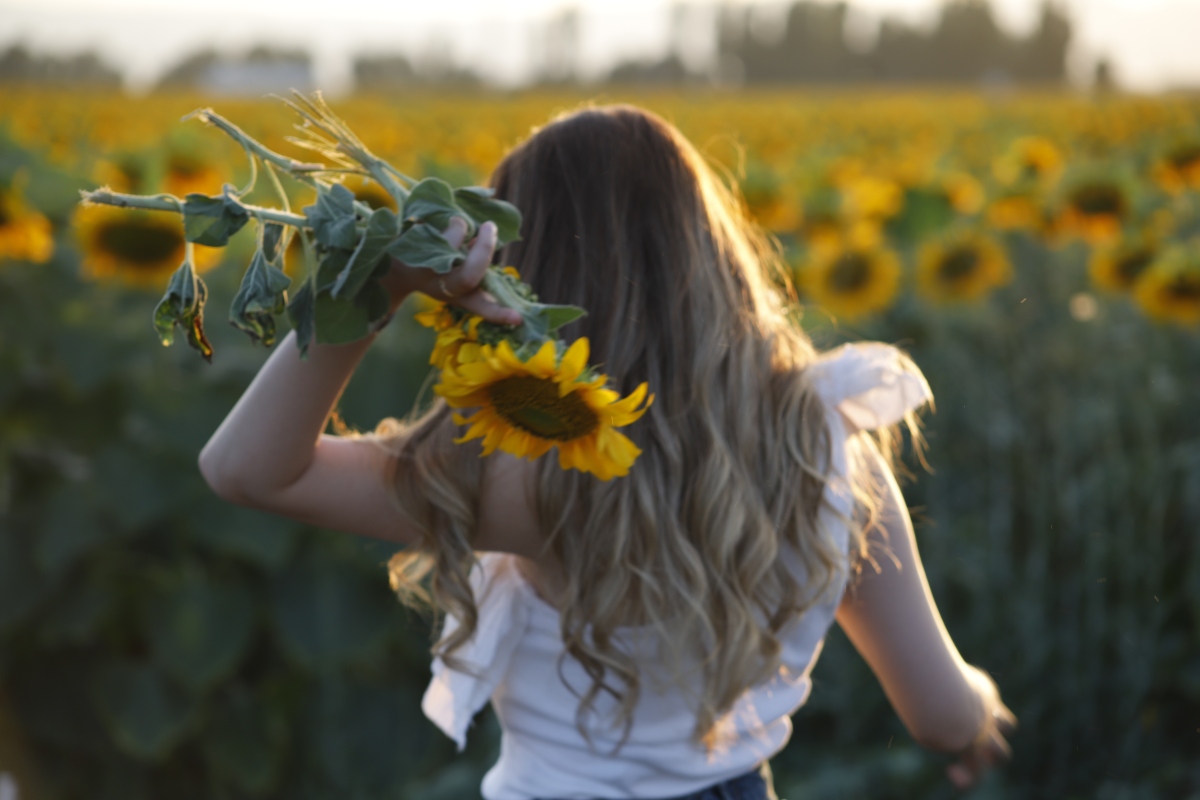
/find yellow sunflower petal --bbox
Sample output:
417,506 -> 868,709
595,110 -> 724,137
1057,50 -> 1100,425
557,338 -> 590,395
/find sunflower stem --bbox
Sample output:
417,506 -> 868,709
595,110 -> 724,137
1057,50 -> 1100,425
81,188 -> 309,229
183,108 -> 325,189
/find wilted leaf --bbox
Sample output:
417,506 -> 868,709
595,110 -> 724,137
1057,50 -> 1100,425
153,258 -> 213,362
262,221 -> 286,262
312,280 -> 390,345
403,177 -> 460,232
385,222 -> 464,274
303,183 -> 359,250
287,280 -> 315,357
230,249 -> 292,346
331,207 -> 397,300
454,185 -> 522,245
92,661 -> 195,761
182,193 -> 250,246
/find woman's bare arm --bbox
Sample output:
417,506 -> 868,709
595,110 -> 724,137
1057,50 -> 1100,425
198,219 -> 521,544
835,440 -> 1015,788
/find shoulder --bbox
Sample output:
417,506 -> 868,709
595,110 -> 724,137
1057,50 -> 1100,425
805,342 -> 933,434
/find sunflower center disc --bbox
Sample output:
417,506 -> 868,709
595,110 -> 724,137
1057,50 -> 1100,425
488,376 -> 599,441
939,247 -> 981,282
1116,251 -> 1154,285
97,221 -> 182,267
1072,185 -> 1125,217
829,253 -> 872,292
1167,277 -> 1200,302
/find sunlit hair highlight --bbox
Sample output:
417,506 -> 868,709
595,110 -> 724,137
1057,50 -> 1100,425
378,105 -> 908,750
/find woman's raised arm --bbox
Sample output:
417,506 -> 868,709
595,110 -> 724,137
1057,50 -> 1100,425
198,218 -> 518,543
835,442 -> 1016,789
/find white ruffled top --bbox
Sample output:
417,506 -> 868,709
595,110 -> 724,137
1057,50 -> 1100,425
421,342 -> 933,800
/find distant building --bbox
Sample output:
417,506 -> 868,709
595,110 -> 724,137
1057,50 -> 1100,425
156,47 -> 313,96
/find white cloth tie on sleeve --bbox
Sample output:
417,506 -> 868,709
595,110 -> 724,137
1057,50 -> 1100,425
422,552 -> 531,752
807,342 -> 933,433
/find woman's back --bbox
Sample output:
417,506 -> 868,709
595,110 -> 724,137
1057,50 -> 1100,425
198,103 -> 1016,799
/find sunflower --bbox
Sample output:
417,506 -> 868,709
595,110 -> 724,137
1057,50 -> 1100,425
1057,179 -> 1131,245
414,267 -> 520,368
1133,245 -> 1200,326
0,187 -> 54,264
435,338 -> 653,480
348,177 -> 398,212
74,203 -> 221,288
164,152 -> 224,198
942,172 -> 985,216
1153,142 -> 1200,195
917,232 -> 1012,303
987,190 -> 1045,232
1088,236 -> 1158,293
994,137 -> 1065,188
798,236 -> 901,321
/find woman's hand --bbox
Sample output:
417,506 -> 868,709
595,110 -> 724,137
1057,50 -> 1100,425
381,217 -> 521,327
946,667 -> 1018,790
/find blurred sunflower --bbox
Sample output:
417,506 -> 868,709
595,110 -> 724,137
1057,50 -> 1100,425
798,235 -> 901,320
987,190 -> 1044,232
1088,236 -> 1158,293
994,137 -> 1064,188
436,338 -> 653,480
164,152 -> 224,197
74,204 -> 221,288
942,172 -> 985,216
1153,142 -> 1200,195
1057,178 -> 1131,245
0,186 -> 54,264
1133,245 -> 1200,326
917,232 -> 1011,303
347,177 -> 398,212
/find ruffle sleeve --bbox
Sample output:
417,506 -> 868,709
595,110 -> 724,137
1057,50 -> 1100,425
805,342 -> 933,504
421,552 -> 531,752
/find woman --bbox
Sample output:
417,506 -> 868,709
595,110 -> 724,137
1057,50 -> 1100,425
199,105 -> 1015,800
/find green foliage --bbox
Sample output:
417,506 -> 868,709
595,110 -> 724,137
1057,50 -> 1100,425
3,124 -> 1200,800
182,193 -> 250,247
229,249 -> 291,346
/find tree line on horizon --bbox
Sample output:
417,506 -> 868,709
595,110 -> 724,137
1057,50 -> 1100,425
0,0 -> 1095,93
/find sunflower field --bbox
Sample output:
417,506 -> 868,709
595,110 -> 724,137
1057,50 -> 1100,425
1,87 -> 1199,800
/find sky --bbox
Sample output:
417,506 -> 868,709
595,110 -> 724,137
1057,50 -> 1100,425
3,0 -> 1200,92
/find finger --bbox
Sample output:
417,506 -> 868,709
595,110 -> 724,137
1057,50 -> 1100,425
946,762 -> 975,791
456,288 -> 522,327
441,216 -> 469,250
441,221 -> 497,298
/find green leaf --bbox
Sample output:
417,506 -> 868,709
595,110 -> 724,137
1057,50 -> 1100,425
202,685 -> 286,795
533,302 -> 587,332
186,496 -> 297,569
287,280 -> 315,357
0,515 -> 52,631
315,246 -> 351,291
145,569 -> 256,692
385,222 -> 464,274
455,185 -> 522,245
34,485 -> 107,575
303,183 -> 359,250
230,249 -> 292,346
312,280 -> 390,346
331,207 -> 397,300
182,193 -> 250,246
271,553 -> 396,670
153,258 -> 213,363
92,661 -> 195,761
402,177 -> 461,231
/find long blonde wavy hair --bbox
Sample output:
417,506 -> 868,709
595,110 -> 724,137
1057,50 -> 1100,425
378,105 -> 900,751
